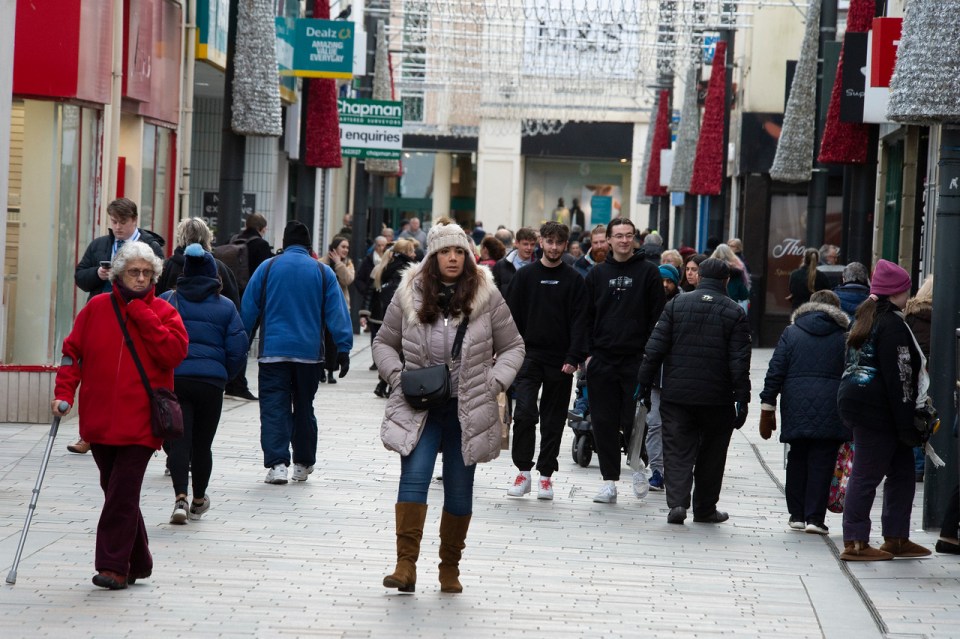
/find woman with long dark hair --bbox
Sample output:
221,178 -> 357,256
788,248 -> 830,310
837,259 -> 929,561
319,236 -> 354,384
373,223 -> 524,594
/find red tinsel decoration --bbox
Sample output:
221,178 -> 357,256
690,40 -> 726,196
645,90 -> 670,197
305,2 -> 342,168
818,0 -> 874,164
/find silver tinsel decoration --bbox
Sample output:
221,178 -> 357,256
636,96 -> 658,205
769,0 -> 821,183
887,0 -> 960,123
365,21 -> 401,176
669,66 -> 700,192
232,0 -> 282,136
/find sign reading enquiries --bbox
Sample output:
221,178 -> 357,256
338,99 -> 404,160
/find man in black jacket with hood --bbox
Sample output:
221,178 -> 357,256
584,217 -> 666,504
637,258 -> 752,525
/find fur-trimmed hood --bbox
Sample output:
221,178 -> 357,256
791,301 -> 850,336
394,262 -> 497,327
904,297 -> 932,319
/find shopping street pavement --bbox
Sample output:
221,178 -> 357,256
1,345 -> 958,638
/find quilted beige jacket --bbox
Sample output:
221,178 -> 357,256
373,264 -> 524,465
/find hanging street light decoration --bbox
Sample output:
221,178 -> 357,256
690,39 -> 727,195
365,21 -> 402,176
305,0 -> 342,168
670,65 -> 701,193
645,90 -> 671,198
231,0 -> 282,136
769,0 -> 821,183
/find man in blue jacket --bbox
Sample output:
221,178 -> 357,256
241,221 -> 353,485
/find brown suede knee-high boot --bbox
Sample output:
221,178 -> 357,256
438,510 -> 471,593
383,502 -> 428,592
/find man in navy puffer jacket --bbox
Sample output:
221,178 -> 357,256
759,291 -> 851,535
160,244 -> 249,524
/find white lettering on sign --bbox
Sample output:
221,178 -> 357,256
337,100 -> 403,118
771,238 -> 807,259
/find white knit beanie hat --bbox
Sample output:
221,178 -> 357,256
424,222 -> 473,260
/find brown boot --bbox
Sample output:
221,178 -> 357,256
383,502 -> 427,592
67,438 -> 90,454
879,537 -> 932,558
438,510 -> 471,593
840,540 -> 894,561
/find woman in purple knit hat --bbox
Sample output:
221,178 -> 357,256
837,259 -> 930,561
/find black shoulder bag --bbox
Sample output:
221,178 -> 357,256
111,296 -> 184,440
400,317 -> 469,410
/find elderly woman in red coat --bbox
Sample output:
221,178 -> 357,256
53,241 -> 188,590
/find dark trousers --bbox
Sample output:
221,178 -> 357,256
169,378 -> 224,498
940,484 -> 960,539
660,401 -> 734,516
586,357 -> 641,481
323,331 -> 339,375
842,424 -> 916,541
785,439 -> 844,525
90,444 -> 154,576
259,362 -> 323,468
511,358 -> 574,476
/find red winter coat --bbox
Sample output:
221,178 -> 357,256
55,288 -> 188,449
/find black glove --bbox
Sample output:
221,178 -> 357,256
638,385 -> 652,409
337,352 -> 350,378
733,402 -> 748,429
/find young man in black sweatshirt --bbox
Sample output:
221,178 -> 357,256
505,222 -> 588,500
584,217 -> 666,504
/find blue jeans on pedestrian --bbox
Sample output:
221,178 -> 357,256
645,388 -> 663,474
397,398 -> 476,516
259,361 -> 323,468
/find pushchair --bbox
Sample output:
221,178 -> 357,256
567,373 -> 648,469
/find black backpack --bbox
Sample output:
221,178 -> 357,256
213,236 -> 252,290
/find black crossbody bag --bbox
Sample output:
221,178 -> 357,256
111,296 -> 184,440
400,317 -> 468,410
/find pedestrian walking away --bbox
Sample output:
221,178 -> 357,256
53,241 -> 188,589
637,258 -> 752,525
505,221 -> 588,500
583,217 -> 665,504
160,245 -> 248,525
374,222 -> 524,594
759,290 -> 850,535
319,236 -> 355,385
240,221 -> 353,485
837,259 -> 930,561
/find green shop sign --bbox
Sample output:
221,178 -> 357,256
287,19 -> 354,79
196,0 -> 229,69
338,99 -> 404,160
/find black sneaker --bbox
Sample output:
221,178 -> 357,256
693,510 -> 729,523
369,363 -> 378,371
189,496 -> 210,521
226,388 -> 257,401
936,540 -> 960,555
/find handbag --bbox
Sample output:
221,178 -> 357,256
827,441 -> 855,513
111,297 -> 184,440
400,317 -> 468,410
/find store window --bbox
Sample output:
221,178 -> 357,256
140,123 -> 174,250
523,159 -> 630,230
3,100 -> 101,364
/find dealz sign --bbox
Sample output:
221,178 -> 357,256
337,98 -> 404,160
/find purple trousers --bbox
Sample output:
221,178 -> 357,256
842,424 -> 916,542
90,444 -> 154,576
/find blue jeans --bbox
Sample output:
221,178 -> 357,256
259,362 -> 323,468
397,399 -> 476,516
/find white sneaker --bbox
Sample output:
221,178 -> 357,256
291,463 -> 314,482
632,471 -> 650,499
537,476 -> 554,500
593,481 -> 617,504
169,498 -> 188,525
788,518 -> 805,531
507,471 -> 532,497
265,464 -> 288,484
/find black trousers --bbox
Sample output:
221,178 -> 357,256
660,401 -> 734,516
511,358 -> 574,476
785,439 -> 844,525
586,357 -> 641,481
169,378 -> 225,498
940,485 -> 960,539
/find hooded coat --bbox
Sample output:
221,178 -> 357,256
760,302 -> 851,442
373,264 -> 525,465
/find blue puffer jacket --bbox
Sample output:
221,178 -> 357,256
834,282 -> 869,321
240,245 -> 353,361
760,302 -> 851,442
160,276 -> 248,387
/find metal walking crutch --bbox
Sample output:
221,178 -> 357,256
6,400 -> 70,585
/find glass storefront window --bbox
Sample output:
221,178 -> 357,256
140,124 -> 173,251
3,100 -> 101,364
523,159 -> 630,230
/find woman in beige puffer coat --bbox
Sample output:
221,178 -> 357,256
373,222 -> 524,595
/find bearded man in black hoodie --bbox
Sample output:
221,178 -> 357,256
584,218 -> 666,504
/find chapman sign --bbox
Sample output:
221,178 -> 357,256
338,98 -> 404,160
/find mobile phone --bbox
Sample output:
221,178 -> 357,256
100,261 -> 112,269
